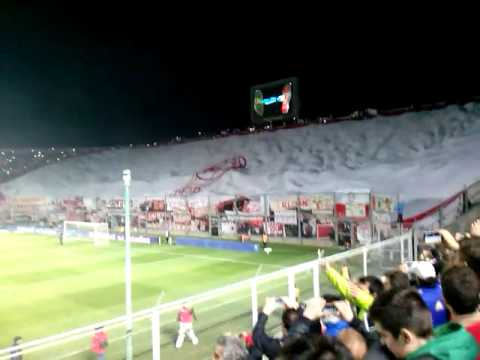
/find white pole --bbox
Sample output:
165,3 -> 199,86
288,271 -> 296,303
408,232 -> 413,261
123,169 -> 133,360
313,261 -> 320,298
400,234 -> 405,263
362,247 -> 368,276
251,279 -> 258,327
152,309 -> 160,360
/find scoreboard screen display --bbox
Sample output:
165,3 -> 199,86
250,77 -> 299,124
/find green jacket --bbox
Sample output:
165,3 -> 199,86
406,322 -> 478,360
325,265 -> 374,320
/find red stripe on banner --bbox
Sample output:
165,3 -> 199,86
402,192 -> 462,226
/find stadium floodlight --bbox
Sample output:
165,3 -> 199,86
123,169 -> 133,360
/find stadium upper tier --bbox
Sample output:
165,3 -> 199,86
1,103 -> 480,211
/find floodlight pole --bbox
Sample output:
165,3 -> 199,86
123,169 -> 133,360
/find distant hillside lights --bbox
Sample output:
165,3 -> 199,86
0,146 -> 80,182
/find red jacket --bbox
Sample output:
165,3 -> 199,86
91,331 -> 108,354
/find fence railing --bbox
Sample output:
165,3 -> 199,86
0,231 -> 413,360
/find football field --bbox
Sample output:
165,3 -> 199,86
0,233 -> 341,359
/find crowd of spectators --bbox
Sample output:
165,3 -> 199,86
212,218 -> 480,359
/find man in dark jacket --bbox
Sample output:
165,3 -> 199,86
250,297 -> 323,359
334,300 -> 395,360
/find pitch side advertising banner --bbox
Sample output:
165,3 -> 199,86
274,210 -> 297,225
373,194 -> 395,213
335,191 -> 370,218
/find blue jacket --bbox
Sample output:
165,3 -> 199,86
417,282 -> 448,328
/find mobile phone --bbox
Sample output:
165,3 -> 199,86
323,304 -> 338,314
424,231 -> 441,244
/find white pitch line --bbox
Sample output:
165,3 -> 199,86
135,247 -> 287,269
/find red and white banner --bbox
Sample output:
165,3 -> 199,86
167,197 -> 188,212
144,211 -> 165,222
143,198 -> 166,211
188,197 -> 209,218
173,212 -> 191,225
8,197 -> 49,215
299,194 -> 335,214
268,222 -> 284,236
268,195 -> 299,212
335,191 -> 370,219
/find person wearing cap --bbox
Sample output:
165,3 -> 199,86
409,261 -> 448,327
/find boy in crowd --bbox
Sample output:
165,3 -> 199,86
441,265 -> 480,351
370,288 -> 478,359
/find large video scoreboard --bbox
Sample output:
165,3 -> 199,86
250,77 -> 300,124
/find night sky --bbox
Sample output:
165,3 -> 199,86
1,3 -> 478,147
